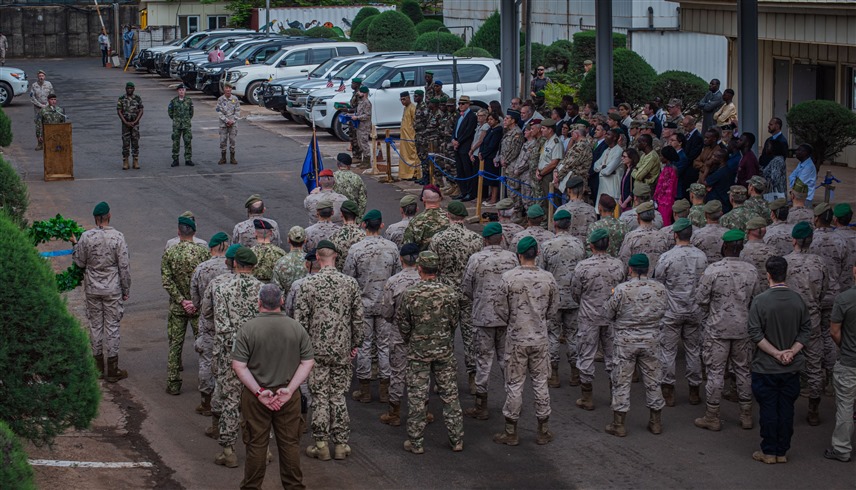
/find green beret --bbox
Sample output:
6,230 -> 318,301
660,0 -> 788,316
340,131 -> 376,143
834,203 -> 852,218
517,236 -> 538,254
447,200 -> 468,217
400,195 -> 417,207
671,218 -> 692,232
126,81 -> 135,88
628,253 -> 649,268
792,178 -> 809,195
178,216 -> 196,231
769,198 -> 787,211
359,86 -> 369,93
429,98 -> 440,104
792,221 -> 813,239
814,202 -> 831,216
234,247 -> 258,265
208,232 -> 229,248
688,183 -> 707,197
633,182 -> 652,197
527,204 -> 545,218
553,209 -> 571,220
288,226 -> 306,243
722,229 -> 746,242
245,194 -> 262,208
745,217 -> 767,231
363,209 -> 382,221
352,78 -> 362,83
93,201 -> 110,216
341,200 -> 359,215
636,201 -> 655,213
482,222 -> 503,238
417,250 -> 439,268
225,244 -> 242,259
567,175 -> 584,189
672,199 -> 691,213
316,199 -> 334,210
496,198 -> 514,210
704,200 -> 722,214
588,228 -> 608,244
414,89 -> 424,95
316,239 -> 338,253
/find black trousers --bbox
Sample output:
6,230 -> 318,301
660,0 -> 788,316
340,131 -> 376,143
454,145 -> 474,197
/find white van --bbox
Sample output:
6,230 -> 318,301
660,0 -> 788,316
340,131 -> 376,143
222,42 -> 368,105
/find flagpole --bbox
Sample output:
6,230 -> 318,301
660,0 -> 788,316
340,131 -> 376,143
311,112 -> 319,186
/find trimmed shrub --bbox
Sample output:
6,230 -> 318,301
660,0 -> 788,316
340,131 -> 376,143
304,26 -> 338,39
522,42 -> 547,73
367,10 -> 418,53
351,6 -> 381,31
0,212 -> 100,446
0,106 -> 11,147
454,46 -> 492,58
469,11 -> 502,58
570,30 -> 626,74
350,15 -> 377,43
0,156 -> 28,228
578,48 -> 657,107
279,27 -> 304,36
545,39 -> 573,72
653,70 -> 707,115
544,82 -> 577,110
399,0 -> 424,25
416,19 -> 448,35
412,32 -> 464,54
787,100 -> 856,165
0,421 -> 35,490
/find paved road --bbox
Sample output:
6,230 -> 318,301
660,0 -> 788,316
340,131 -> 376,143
5,59 -> 854,489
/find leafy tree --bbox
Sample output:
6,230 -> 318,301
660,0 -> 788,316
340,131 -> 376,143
399,0 -> 424,25
415,19 -> 448,35
544,82 -> 577,110
0,156 -> 28,228
454,46 -> 492,58
570,30 -> 626,75
787,100 -> 856,166
367,10 -> 418,52
653,70 -> 708,116
577,48 -> 657,107
350,14 -> 377,43
545,39 -> 573,72
411,31 -> 464,54
351,6 -> 381,32
304,26 -> 338,39
0,421 -> 34,490
522,42 -> 547,73
0,212 -> 100,446
468,11 -> 502,58
0,106 -> 11,147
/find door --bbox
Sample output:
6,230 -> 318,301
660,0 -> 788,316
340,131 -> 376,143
773,59 -> 790,136
275,49 -> 309,78
374,68 -> 417,127
792,64 -> 818,108
179,16 -> 200,37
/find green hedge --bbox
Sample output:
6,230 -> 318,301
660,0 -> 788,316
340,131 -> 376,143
468,11 -> 502,58
351,6 -> 381,32
279,27 -> 304,36
0,106 -> 11,147
787,100 -> 856,165
416,19 -> 448,35
653,70 -> 708,115
350,15 -> 377,43
0,421 -> 35,490
399,0 -> 424,25
570,30 -> 626,74
578,48 -> 656,107
304,26 -> 338,39
522,42 -> 547,72
412,32 -> 464,54
0,156 -> 28,228
544,39 -> 573,72
454,46 -> 492,58
367,10 -> 418,53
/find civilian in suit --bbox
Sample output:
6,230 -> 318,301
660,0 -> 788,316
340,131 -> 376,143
589,123 -> 608,203
643,102 -> 662,139
453,95 -> 479,201
759,117 -> 789,168
698,79 -> 724,134
683,115 -> 704,163
566,103 -> 582,125
670,132 -> 694,200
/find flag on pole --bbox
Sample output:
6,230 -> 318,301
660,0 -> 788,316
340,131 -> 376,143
326,76 -> 333,88
336,79 -> 346,92
301,131 -> 324,194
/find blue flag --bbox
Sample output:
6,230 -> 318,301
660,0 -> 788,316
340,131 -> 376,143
301,132 -> 324,194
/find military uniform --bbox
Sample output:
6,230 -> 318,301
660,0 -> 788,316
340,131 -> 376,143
232,216 -> 281,248
618,225 -> 670,271
539,233 -> 586,376
190,256 -> 229,396
556,200 -> 598,243
271,250 -> 308,294
384,217 -> 411,248
348,89 -> 363,161
304,221 -> 341,251
354,97 -> 372,165
720,205 -> 760,231
117,93 -> 143,158
250,243 -> 286,283
161,242 -> 211,392
557,140 -> 592,197
787,206 -> 814,226
294,266 -> 364,447
333,170 -> 367,217
586,216 -> 626,258
36,105 -> 67,140
809,228 -> 846,377
764,221 -> 795,256
381,267 -> 422,406
745,196 -> 771,225
165,235 -> 207,251
499,221 -> 524,251
509,138 -> 541,217
168,95 -> 194,162
740,240 -> 777,294
304,190 -> 348,225
414,99 -> 431,177
329,223 -> 366,271
834,227 -> 856,290
687,204 -> 706,229
509,226 -> 555,254
215,92 -> 240,154
691,223 -> 727,262
619,207 -> 664,232
403,208 -> 450,251
199,269 -> 234,416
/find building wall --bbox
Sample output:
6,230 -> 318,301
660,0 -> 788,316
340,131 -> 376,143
140,0 -> 231,29
631,31 -> 727,83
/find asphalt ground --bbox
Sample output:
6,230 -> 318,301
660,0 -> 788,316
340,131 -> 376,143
4,58 -> 854,489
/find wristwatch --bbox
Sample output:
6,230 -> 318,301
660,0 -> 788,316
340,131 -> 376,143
254,387 -> 265,398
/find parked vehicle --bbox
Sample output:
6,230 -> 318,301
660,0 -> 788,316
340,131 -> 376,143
136,28 -> 256,73
0,67 -> 28,107
160,33 -> 268,78
170,36 -> 263,80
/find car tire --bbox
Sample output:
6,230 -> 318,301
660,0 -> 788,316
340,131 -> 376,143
332,111 -> 350,142
292,114 -> 307,125
246,81 -> 263,106
0,82 -> 12,107
281,110 -> 293,120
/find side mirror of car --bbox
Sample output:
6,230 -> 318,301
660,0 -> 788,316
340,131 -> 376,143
381,80 -> 390,89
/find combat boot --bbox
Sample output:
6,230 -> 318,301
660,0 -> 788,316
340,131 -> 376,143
132,156 -> 139,169
468,372 -> 476,395
569,365 -> 581,387
694,403 -> 721,431
648,409 -> 663,435
93,354 -> 104,380
464,393 -> 489,420
105,356 -> 128,383
214,445 -> 238,468
230,149 -> 237,165
205,414 -> 220,439
218,151 -> 226,165
536,417 -> 554,445
171,158 -> 179,167
426,401 -> 435,423
185,160 -> 194,166
380,402 -> 401,426
492,417 -> 519,446
351,379 -> 371,403
333,444 -> 351,460
688,384 -> 701,405
379,378 -> 390,403
605,411 -> 627,437
575,383 -> 594,411
122,156 -> 129,170
305,441 -> 331,461
403,440 -> 424,454
549,362 -> 560,388
661,384 -> 676,407
739,400 -> 753,429
196,393 -> 212,416
35,141 -> 43,151
807,397 -> 821,426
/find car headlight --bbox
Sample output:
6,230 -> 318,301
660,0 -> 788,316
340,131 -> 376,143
316,95 -> 334,101
234,71 -> 248,81
271,86 -> 283,94
10,72 -> 23,80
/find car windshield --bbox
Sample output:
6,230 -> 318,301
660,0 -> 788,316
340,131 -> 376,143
186,35 -> 209,48
264,49 -> 288,66
362,65 -> 394,88
355,65 -> 383,79
230,42 -> 263,59
309,58 -> 351,79
333,60 -> 370,80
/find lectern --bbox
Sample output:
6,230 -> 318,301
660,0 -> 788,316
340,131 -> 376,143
43,122 -> 73,181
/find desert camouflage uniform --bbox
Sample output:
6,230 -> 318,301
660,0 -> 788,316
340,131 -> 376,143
190,256 -> 229,396
687,204 -> 706,229
414,100 -> 431,177
348,89 -> 363,161
654,245 -> 707,387
168,95 -> 193,161
72,225 -> 131,358
571,254 -> 626,383
200,271 -> 234,414
403,207 -> 450,251
271,249 -> 308,294
720,205 -> 760,231
696,257 -> 760,404
117,94 -> 142,157
383,217 -> 411,248
329,223 -> 366,271
691,223 -> 727,262
232,215 -> 281,248
787,206 -> 815,227
740,240 -> 777,294
526,137 -> 546,202
763,221 -> 795,256
745,196 -> 771,225
294,266 -> 364,445
499,221 -> 524,251
605,277 -> 668,412
442,111 -> 456,165
619,207 -> 664,232
499,125 -> 524,174
250,243 -> 286,283
508,139 -> 540,218
809,228 -> 847,371
304,221 -> 341,252
618,225 -> 670,271
354,97 -> 372,164
304,190 -> 348,226
161,241 -> 210,392
30,79 -> 53,137
557,140 -> 592,198
397,277 -> 464,450
381,268 -> 421,404
509,226 -> 555,254
586,216 -> 626,258
333,170 -> 367,217
834,227 -> 856,290
556,200 -> 598,243
462,245 -> 519,394
497,266 -> 559,420
539,233 -> 586,368
215,93 -> 240,151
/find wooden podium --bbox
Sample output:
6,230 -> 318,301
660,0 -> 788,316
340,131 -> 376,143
43,122 -> 73,181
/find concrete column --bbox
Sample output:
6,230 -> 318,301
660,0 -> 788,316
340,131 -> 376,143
499,0 -> 520,110
595,0 -> 614,113
737,0 -> 758,150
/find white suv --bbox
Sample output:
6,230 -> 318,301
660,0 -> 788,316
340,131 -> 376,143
222,42 -> 368,105
309,57 -> 500,140
0,67 -> 29,107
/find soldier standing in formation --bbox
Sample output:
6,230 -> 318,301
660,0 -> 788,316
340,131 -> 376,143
413,89 -> 431,185
250,219 -> 286,283
691,200 -> 727,262
329,200 -> 366,271
29,69 -> 53,150
720,186 -> 759,231
619,201 -> 670,271
71,201 -> 131,382
347,78 -> 363,164
117,82 -> 143,169
216,84 -> 240,165
351,85 -> 372,168
304,169 -> 348,226
740,217 -> 777,294
556,177 -> 598,243
510,204 -> 554,252
271,226 -> 309,294
495,198 -> 524,250
168,84 -> 194,167
764,198 -> 795,255
403,185 -> 449,251
384,195 -> 418,248
304,199 -> 342,251
233,194 -> 281,247
332,153 -> 368,218
587,194 -> 626,258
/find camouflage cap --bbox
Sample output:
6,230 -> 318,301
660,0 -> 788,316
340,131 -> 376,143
179,216 -> 196,231
834,203 -> 853,218
722,229 -> 746,242
447,200 -> 468,217
704,200 -> 722,214
728,185 -> 748,197
745,216 -> 767,231
628,253 -> 649,268
791,177 -> 809,195
633,182 -> 652,198
814,202 -> 832,216
747,175 -> 767,191
225,244 -> 242,259
482,222 -> 502,238
667,98 -> 682,108
417,250 -> 439,268
672,199 -> 691,213
769,198 -> 788,211
540,118 -> 556,128
208,232 -> 229,248
93,201 -> 110,216
400,195 -> 418,207
672,218 -> 692,232
288,226 -> 306,243
517,236 -> 538,254
636,201 -> 655,213
245,194 -> 262,208
688,183 -> 707,197
588,228 -> 608,244
234,247 -> 258,265
792,221 -> 813,239
496,198 -> 514,210
180,210 -> 195,219
316,199 -> 334,211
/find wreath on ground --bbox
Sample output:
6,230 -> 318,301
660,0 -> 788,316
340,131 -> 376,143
30,214 -> 85,293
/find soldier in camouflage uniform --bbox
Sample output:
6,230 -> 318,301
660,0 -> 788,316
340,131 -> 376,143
329,200 -> 366,271
36,92 -> 67,142
398,251 -> 464,454
413,90 -> 431,184
161,215 -> 211,395
587,194 -> 626,258
745,175 -> 772,224
352,86 -> 372,168
461,223 -> 519,419
403,186 -> 450,251
604,253 -> 669,437
332,153 -> 367,217
833,203 -> 856,291
556,129 -> 592,199
510,204 -> 555,252
496,198 -> 524,250
71,201 -> 131,382
294,240 -> 364,461
168,84 -> 194,167
740,217 -> 777,294
211,247 -> 262,467
216,84 -> 240,165
653,218 -> 707,406
384,195 -> 418,248
687,183 -> 708,229
424,98 -> 444,183
189,232 -> 230,415
250,219 -> 286,283
379,243 -> 423,426
117,82 -> 143,169
29,70 -> 53,150
344,210 -> 401,404
304,199 -> 342,252
164,211 -> 208,251
619,182 -> 665,231
347,78 -> 363,163
493,236 -> 559,446
660,199 -> 697,249
694,229 -> 761,432
284,251 -> 318,318
233,194 -> 281,247
442,99 -> 457,176
271,226 -> 309,294
507,122 -> 543,220
430,201 -> 483,393
691,200 -> 727,262
571,229 -> 626,410
304,170 -> 349,226
540,209 -> 586,388
787,178 -> 815,227
720,186 -> 761,231
556,176 -> 598,243
498,109 -> 524,197
618,201 -> 670,271
763,198 -> 795,256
